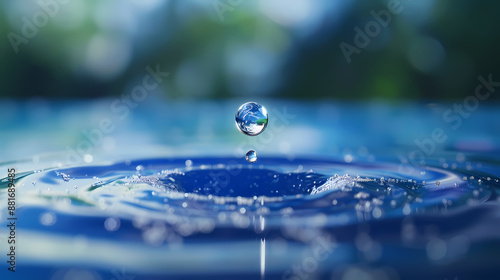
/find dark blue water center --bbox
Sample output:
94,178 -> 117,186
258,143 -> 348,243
163,167 -> 328,197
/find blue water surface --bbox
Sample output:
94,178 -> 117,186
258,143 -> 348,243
1,99 -> 500,280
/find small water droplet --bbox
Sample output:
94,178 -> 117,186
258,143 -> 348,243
344,154 -> 353,163
235,102 -> 268,136
40,212 -> 56,226
104,217 -> 120,231
83,154 -> 93,163
246,150 -> 257,163
403,204 -> 411,215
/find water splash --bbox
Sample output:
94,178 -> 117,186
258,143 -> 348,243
1,155 -> 499,278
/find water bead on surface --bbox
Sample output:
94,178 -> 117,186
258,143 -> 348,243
246,150 -> 258,163
235,102 -> 268,136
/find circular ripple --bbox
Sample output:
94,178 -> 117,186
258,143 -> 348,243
23,156 -> 491,219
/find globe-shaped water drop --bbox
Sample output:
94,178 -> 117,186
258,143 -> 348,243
235,102 -> 268,136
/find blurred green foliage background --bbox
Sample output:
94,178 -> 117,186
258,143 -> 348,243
1,0 -> 499,100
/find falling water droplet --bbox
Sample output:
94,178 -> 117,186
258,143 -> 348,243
246,150 -> 257,163
235,102 -> 268,136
